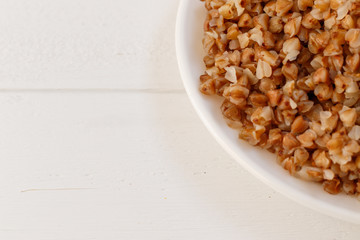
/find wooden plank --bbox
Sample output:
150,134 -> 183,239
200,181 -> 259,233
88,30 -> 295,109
0,92 -> 358,239
0,0 -> 182,90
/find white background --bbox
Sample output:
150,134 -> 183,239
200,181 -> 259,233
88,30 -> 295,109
0,0 -> 359,239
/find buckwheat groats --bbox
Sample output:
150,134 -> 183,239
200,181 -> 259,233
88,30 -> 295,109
199,0 -> 360,195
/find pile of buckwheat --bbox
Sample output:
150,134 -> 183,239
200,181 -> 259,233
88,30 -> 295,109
199,0 -> 360,195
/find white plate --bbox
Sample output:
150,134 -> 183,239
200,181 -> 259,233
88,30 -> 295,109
175,0 -> 360,223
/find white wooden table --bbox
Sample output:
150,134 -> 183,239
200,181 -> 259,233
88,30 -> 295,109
0,0 -> 359,239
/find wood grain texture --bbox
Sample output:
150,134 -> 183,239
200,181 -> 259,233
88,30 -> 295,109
0,0 -> 182,90
0,0 -> 358,239
0,92 -> 358,240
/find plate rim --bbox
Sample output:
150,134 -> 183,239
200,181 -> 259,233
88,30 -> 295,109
175,0 -> 360,223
